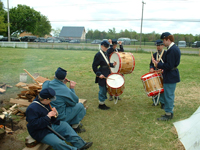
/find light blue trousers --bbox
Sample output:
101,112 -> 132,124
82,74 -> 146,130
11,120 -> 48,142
58,103 -> 86,125
98,85 -> 107,102
163,83 -> 176,114
41,121 -> 86,150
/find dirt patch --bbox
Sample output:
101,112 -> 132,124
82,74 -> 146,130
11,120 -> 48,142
0,119 -> 27,150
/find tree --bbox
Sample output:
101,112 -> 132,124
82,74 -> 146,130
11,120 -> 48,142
93,29 -> 101,39
7,4 -> 41,34
0,2 -> 7,35
107,28 -> 116,39
51,28 -> 61,37
86,29 -> 93,39
0,15 -> 7,33
33,14 -> 51,37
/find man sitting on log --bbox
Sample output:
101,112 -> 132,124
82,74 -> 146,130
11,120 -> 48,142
42,67 -> 86,133
26,87 -> 93,150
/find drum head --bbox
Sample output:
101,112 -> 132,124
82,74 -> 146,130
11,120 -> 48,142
141,73 -> 158,81
110,53 -> 120,73
107,73 -> 124,88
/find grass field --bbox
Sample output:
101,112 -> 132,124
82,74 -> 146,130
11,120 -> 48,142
0,47 -> 200,150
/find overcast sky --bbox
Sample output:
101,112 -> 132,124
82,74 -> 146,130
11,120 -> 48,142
1,0 -> 200,36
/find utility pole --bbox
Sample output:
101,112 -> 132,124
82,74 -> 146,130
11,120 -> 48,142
7,0 -> 10,42
140,1 -> 146,48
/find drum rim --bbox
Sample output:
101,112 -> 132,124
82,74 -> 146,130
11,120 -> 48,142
129,53 -> 135,72
141,72 -> 161,81
147,89 -> 164,97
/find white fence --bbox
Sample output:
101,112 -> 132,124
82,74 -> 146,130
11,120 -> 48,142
0,42 -> 28,48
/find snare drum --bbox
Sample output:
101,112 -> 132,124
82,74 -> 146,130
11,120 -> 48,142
141,72 -> 164,97
110,52 -> 135,74
106,73 -> 125,96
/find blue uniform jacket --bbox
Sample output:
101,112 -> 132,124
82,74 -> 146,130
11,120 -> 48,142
42,79 -> 80,121
150,50 -> 167,70
157,44 -> 181,83
92,50 -> 114,86
26,97 -> 60,142
107,45 -> 124,59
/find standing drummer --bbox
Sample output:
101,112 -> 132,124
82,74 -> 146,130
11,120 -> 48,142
153,32 -> 181,121
149,39 -> 166,109
107,39 -> 124,101
92,40 -> 116,110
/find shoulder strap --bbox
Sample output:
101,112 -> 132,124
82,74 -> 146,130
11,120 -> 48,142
32,101 -> 49,112
99,50 -> 109,65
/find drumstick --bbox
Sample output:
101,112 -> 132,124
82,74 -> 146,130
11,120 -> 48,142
49,104 -> 58,118
97,76 -> 115,80
157,50 -> 164,62
151,51 -> 157,69
105,77 -> 115,80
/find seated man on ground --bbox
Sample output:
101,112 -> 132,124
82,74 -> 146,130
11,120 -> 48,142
42,67 -> 86,133
26,87 -> 93,150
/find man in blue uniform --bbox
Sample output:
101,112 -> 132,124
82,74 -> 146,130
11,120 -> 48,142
92,40 -> 116,110
26,88 -> 93,150
107,39 -> 124,101
149,39 -> 166,109
42,67 -> 86,133
153,32 -> 181,121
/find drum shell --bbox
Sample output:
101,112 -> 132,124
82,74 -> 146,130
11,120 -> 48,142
141,73 -> 164,97
106,73 -> 125,96
110,52 -> 135,74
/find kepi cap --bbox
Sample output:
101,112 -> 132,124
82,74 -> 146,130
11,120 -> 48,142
112,39 -> 117,45
101,40 -> 110,48
160,32 -> 171,39
39,88 -> 56,101
55,67 -> 67,80
155,39 -> 164,46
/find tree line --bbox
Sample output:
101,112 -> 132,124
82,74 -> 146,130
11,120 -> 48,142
86,28 -> 200,43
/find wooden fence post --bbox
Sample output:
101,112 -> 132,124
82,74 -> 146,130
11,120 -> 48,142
199,49 -> 200,56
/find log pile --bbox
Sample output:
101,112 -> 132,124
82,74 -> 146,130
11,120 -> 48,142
1,69 -> 88,150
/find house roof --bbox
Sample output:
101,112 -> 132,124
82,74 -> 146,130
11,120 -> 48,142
59,26 -> 85,38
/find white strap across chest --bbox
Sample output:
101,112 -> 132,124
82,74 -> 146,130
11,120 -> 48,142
100,49 -> 109,65
32,101 -> 49,112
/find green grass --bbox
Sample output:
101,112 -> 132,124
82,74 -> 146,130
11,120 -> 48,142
0,47 -> 200,150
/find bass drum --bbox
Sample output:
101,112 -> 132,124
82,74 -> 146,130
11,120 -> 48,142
110,52 -> 135,74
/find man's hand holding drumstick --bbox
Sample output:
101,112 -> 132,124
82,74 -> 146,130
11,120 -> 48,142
152,56 -> 158,68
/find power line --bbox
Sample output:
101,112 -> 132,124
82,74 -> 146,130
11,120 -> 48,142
50,19 -> 200,22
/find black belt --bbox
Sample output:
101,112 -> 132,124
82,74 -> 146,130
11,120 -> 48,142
102,66 -> 109,69
172,67 -> 177,70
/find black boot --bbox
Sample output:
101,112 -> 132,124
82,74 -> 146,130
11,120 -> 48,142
160,103 -> 165,109
114,96 -> 121,100
73,126 -> 86,133
79,142 -> 93,150
98,104 -> 110,110
157,113 -> 173,121
109,95 -> 113,101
